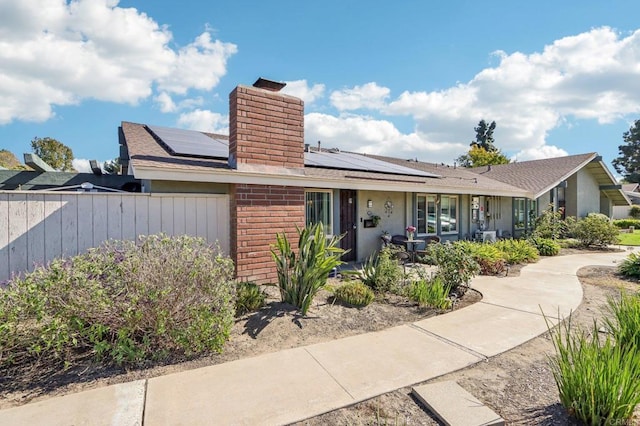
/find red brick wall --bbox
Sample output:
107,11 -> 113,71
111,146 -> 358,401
229,85 -> 304,169
230,184 -> 305,284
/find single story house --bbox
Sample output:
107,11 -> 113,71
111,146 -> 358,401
118,78 -> 629,284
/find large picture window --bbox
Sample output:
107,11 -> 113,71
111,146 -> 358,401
417,195 -> 437,234
440,195 -> 458,233
305,190 -> 332,235
514,198 -> 526,229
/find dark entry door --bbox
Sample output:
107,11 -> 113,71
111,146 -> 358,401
340,190 -> 357,261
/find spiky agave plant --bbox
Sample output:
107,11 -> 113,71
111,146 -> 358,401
271,223 -> 345,315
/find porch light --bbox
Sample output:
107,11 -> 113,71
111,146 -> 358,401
367,200 -> 373,208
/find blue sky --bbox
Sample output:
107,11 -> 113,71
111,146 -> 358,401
1,1 -> 639,174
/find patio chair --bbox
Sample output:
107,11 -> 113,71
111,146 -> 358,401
391,234 -> 408,250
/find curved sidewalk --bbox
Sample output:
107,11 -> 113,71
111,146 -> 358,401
0,249 -> 634,425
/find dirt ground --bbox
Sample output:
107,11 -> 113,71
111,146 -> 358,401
1,252 -> 639,426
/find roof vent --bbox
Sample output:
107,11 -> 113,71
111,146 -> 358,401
253,77 -> 286,92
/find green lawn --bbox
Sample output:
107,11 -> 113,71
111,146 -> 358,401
618,230 -> 640,246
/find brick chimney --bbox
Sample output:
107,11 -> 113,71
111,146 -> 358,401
228,78 -> 306,284
229,77 -> 304,171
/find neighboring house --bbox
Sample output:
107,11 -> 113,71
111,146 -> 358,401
118,78 -> 629,283
613,183 -> 640,219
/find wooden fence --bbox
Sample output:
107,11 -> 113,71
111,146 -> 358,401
0,191 -> 230,282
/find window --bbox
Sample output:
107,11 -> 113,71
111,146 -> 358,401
514,198 -> 526,229
440,195 -> 458,233
528,199 -> 538,227
417,194 -> 437,234
305,190 -> 332,235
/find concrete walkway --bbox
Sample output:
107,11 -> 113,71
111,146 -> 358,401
0,249 -> 633,425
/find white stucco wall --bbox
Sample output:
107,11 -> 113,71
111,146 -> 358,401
356,191 -> 406,262
576,168 -> 601,217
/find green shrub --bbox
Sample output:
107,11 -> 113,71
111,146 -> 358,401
629,206 -> 640,219
0,234 -> 236,371
459,241 -> 506,275
528,236 -> 561,256
428,242 -> 479,289
604,292 -> 640,354
271,223 -> 345,315
613,218 -> 640,229
548,319 -> 640,424
618,252 -> 640,278
235,282 -> 266,316
494,239 -> 539,263
572,213 -> 619,247
349,246 -> 404,293
406,277 -> 452,310
334,281 -> 375,307
532,205 -> 572,239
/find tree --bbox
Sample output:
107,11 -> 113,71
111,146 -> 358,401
103,158 -> 121,174
472,119 -> 497,151
456,120 -> 509,167
612,119 -> 640,183
0,149 -> 30,170
457,145 -> 510,167
30,137 -> 75,171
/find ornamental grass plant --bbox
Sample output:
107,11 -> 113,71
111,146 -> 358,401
547,317 -> 640,425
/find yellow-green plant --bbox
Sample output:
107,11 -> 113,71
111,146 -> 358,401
235,281 -> 266,316
334,281 -> 375,308
406,277 -> 452,310
494,239 -> 539,263
604,292 -> 640,354
271,223 -> 345,315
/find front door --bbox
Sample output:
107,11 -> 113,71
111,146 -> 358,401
340,190 -> 357,261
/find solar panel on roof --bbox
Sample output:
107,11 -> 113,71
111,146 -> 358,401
304,151 -> 439,178
147,125 -> 228,159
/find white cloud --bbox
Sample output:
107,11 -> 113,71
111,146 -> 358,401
0,0 -> 236,124
304,113 -> 466,163
177,109 -> 229,134
514,145 -> 569,162
330,82 -> 391,111
281,80 -> 325,104
72,158 -> 92,173
320,27 -> 640,162
155,92 -> 177,113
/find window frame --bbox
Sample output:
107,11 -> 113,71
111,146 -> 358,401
416,194 -> 437,235
305,189 -> 333,236
440,195 -> 458,234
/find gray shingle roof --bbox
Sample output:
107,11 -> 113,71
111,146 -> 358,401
467,153 -> 597,196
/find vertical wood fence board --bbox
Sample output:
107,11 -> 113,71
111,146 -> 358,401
92,196 -> 108,247
173,197 -> 186,236
135,195 -> 150,238
121,196 -> 136,241
26,193 -> 45,272
76,195 -> 94,253
44,194 -> 62,265
106,195 -> 123,241
206,197 -> 218,245
195,197 -> 208,239
218,196 -> 230,254
184,197 -> 197,236
8,194 -> 28,279
60,195 -> 78,258
0,193 -> 9,281
161,197 -> 174,236
148,196 -> 162,235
